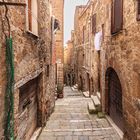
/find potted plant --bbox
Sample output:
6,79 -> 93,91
57,83 -> 64,98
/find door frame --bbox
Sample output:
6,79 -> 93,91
105,67 -> 124,132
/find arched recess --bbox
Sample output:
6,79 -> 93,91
79,76 -> 83,91
87,73 -> 90,92
90,78 -> 94,95
105,67 -> 124,132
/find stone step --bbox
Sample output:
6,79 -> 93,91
71,87 -> 75,91
96,92 -> 101,100
91,95 -> 101,111
97,112 -> 105,118
73,85 -> 78,89
71,87 -> 78,91
87,100 -> 97,114
83,91 -> 90,98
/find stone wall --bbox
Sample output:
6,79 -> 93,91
92,0 -> 140,139
64,38 -> 75,86
74,0 -> 140,139
51,0 -> 64,85
0,0 -> 55,139
74,2 -> 99,93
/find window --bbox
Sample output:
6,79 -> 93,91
111,0 -> 123,34
27,0 -> 38,35
137,0 -> 140,20
92,14 -> 96,34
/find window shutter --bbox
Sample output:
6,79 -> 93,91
111,0 -> 123,34
92,14 -> 96,34
137,0 -> 140,20
115,0 -> 123,32
111,1 -> 115,34
28,0 -> 32,31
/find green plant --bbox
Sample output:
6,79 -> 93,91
57,84 -> 63,94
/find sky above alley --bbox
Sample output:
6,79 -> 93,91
64,0 -> 88,45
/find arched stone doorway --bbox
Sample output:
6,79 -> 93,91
105,68 -> 124,132
90,78 -> 94,95
87,73 -> 90,92
79,76 -> 83,91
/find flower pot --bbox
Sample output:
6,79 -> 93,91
57,93 -> 63,98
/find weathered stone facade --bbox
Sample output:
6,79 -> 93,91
74,0 -> 140,139
73,2 -> 99,94
64,31 -> 75,86
0,0 -> 55,139
73,5 -> 87,90
51,0 -> 64,85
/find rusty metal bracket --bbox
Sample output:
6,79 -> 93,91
0,2 -> 26,6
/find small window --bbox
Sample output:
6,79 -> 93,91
92,14 -> 96,34
137,0 -> 140,20
27,0 -> 38,35
111,0 -> 123,34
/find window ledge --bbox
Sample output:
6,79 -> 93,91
111,29 -> 123,37
26,30 -> 39,39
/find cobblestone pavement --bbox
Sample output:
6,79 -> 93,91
38,87 -> 121,140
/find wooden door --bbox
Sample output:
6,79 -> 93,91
108,70 -> 124,131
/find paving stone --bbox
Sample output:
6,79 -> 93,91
65,136 -> 73,140
57,136 -> 65,140
38,136 -> 56,140
72,136 -> 78,140
78,136 -> 89,140
82,131 -> 93,136
38,87 -> 121,140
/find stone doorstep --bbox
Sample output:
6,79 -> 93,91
91,95 -> 101,107
91,95 -> 101,112
83,91 -> 90,98
106,115 -> 124,139
87,100 -> 97,114
96,92 -> 101,100
30,127 -> 42,140
74,84 -> 78,89
71,87 -> 75,91
71,87 -> 78,91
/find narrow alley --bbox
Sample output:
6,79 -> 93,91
0,0 -> 140,139
38,87 -> 120,140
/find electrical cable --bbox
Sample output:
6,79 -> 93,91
2,0 -> 15,139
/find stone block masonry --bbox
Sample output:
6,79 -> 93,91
73,0 -> 140,139
51,0 -> 64,86
0,0 -> 55,139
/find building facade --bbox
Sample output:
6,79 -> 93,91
74,0 -> 140,139
64,31 -> 75,86
51,0 -> 64,86
0,0 -> 55,139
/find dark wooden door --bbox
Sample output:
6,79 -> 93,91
108,71 -> 124,132
19,78 -> 38,140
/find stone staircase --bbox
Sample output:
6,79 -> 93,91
87,92 -> 104,118
83,91 -> 90,98
71,84 -> 78,91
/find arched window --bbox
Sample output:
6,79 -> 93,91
27,0 -> 38,36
